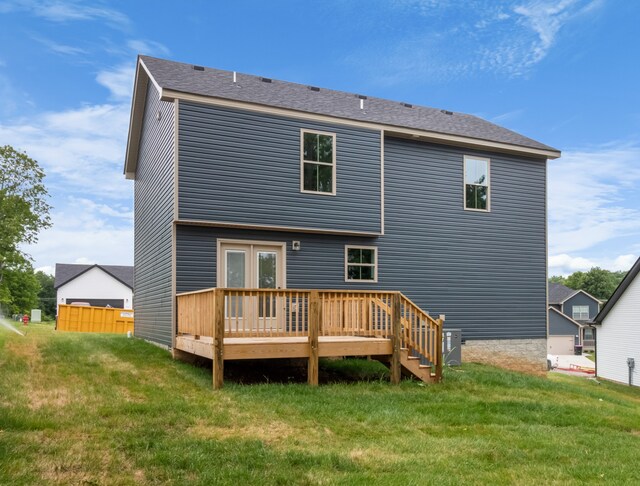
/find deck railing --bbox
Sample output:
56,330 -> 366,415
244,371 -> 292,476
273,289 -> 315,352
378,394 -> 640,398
176,288 -> 443,381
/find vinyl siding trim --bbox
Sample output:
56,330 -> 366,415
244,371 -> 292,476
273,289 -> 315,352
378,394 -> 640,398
380,130 -> 385,235
175,219 -> 382,237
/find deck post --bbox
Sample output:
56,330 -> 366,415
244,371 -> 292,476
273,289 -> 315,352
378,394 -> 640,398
435,314 -> 445,383
390,293 -> 402,384
308,290 -> 320,386
212,289 -> 225,390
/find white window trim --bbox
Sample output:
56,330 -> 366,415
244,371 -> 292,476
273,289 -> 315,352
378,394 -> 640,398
572,305 -> 589,320
463,155 -> 491,212
216,239 -> 287,289
300,129 -> 337,196
344,245 -> 378,283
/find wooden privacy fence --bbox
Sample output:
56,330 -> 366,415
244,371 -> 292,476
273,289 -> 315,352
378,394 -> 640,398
57,304 -> 134,334
176,288 -> 443,384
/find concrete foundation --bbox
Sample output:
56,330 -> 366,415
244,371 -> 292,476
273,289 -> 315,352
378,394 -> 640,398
462,338 -> 547,375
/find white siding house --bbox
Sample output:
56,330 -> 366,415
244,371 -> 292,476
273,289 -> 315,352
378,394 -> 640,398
595,258 -> 640,387
55,264 -> 134,313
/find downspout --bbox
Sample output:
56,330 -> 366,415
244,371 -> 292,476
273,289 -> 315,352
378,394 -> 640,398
591,324 -> 597,377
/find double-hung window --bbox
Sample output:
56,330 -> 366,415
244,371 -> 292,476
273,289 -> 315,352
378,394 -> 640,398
301,130 -> 336,195
345,246 -> 377,282
464,156 -> 490,211
572,305 -> 589,320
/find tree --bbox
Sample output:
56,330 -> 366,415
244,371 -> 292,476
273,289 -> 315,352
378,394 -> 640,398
0,145 -> 52,293
565,271 -> 586,292
554,267 -> 629,302
548,275 -> 566,285
1,261 -> 39,315
35,270 -> 56,319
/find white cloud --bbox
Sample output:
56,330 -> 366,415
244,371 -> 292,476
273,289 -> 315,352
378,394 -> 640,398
548,143 -> 640,255
24,204 -> 133,270
549,253 -> 638,276
127,39 -> 170,57
0,100 -> 131,199
96,63 -> 135,100
1,61 -> 136,271
32,35 -> 87,55
351,0 -> 603,83
1,0 -> 130,28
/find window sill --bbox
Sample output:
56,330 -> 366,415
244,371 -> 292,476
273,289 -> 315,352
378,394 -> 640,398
300,189 -> 336,196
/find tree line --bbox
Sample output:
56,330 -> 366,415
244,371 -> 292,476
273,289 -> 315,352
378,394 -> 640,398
549,267 -> 628,303
0,145 -> 53,319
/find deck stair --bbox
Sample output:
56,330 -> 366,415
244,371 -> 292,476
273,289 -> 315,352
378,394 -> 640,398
175,288 -> 443,388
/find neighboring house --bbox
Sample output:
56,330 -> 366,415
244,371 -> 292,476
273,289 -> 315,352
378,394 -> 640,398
547,307 -> 584,355
55,264 -> 134,312
594,258 -> 640,387
124,56 -> 561,372
548,282 -> 601,353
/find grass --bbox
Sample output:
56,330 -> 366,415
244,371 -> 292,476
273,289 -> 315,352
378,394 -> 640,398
1,320 -> 639,485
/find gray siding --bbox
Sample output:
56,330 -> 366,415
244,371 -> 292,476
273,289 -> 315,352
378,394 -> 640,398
176,137 -> 547,340
381,138 -> 547,340
176,226 -> 377,294
549,309 -> 580,336
177,102 -> 381,234
134,83 -> 175,347
563,292 -> 599,321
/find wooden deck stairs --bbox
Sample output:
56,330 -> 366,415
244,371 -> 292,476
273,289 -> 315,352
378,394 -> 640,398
175,288 -> 443,388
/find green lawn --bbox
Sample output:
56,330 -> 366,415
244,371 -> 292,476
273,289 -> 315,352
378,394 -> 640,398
1,321 -> 639,485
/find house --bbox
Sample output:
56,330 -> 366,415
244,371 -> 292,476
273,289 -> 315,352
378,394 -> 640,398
124,55 -> 560,384
54,264 -> 134,312
548,282 -> 601,353
594,258 -> 640,387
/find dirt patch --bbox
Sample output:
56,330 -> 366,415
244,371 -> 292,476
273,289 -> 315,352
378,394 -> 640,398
91,352 -> 138,375
5,339 -> 41,366
188,419 -> 295,444
28,386 -> 86,411
32,431 -> 141,484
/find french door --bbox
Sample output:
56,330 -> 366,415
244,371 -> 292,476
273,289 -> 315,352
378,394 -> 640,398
218,240 -> 286,332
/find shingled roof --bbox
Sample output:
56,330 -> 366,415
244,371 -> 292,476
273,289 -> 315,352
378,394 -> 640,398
141,55 -> 559,153
54,264 -> 134,290
548,282 -> 578,305
125,56 -> 560,176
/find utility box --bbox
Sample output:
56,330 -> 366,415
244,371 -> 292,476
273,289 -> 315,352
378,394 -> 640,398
31,309 -> 42,322
443,328 -> 462,366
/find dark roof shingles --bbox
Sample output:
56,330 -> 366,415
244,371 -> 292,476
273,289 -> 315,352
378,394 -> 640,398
548,282 -> 577,304
140,56 -> 559,154
54,263 -> 134,289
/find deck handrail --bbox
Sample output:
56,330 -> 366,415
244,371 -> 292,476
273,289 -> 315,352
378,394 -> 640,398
176,288 -> 443,380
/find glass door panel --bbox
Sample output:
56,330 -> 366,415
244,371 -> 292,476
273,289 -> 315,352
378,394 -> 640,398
257,251 -> 277,318
225,250 -> 246,318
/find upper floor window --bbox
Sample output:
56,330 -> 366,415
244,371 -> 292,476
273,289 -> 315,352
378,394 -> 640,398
345,246 -> 377,282
572,305 -> 589,320
464,156 -> 490,211
301,130 -> 336,195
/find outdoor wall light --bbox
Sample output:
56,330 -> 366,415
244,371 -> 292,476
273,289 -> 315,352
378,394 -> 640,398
292,241 -> 301,251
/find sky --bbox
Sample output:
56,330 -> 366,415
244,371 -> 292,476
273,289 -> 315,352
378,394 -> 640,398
0,0 -> 639,277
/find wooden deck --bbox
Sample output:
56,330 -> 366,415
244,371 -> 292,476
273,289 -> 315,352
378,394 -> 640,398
174,288 -> 443,388
176,335 -> 393,360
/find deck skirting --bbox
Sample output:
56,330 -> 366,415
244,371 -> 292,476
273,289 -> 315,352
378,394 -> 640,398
175,335 -> 393,361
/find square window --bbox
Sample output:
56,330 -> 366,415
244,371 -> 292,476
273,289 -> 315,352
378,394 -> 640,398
572,305 -> 589,320
345,246 -> 377,282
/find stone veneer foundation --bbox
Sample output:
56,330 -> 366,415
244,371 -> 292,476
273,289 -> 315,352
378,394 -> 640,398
462,338 -> 547,375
